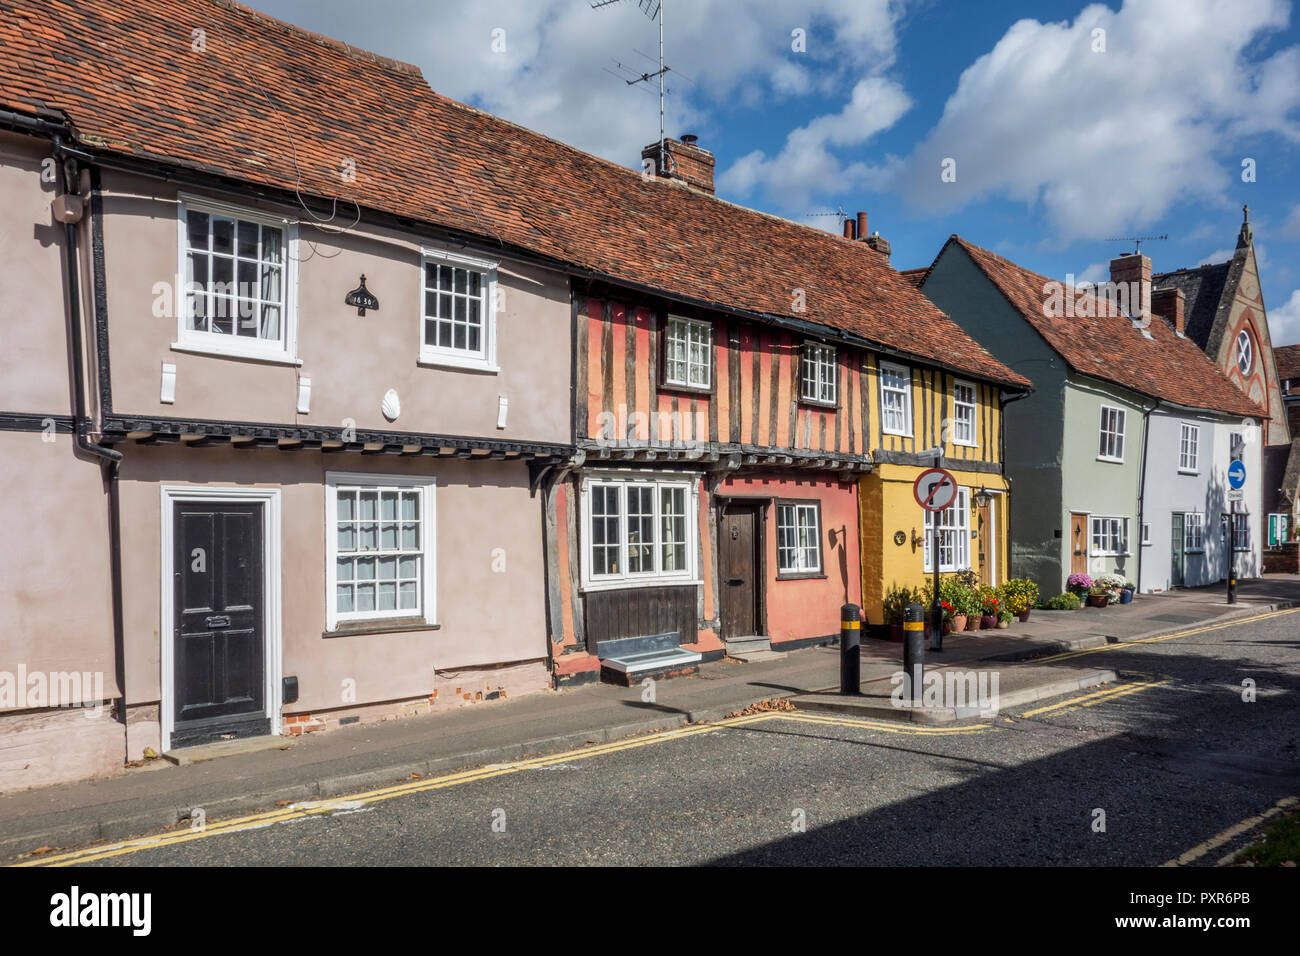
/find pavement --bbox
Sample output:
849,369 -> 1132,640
2,575 -> 1298,862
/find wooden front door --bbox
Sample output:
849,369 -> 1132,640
1171,513 -> 1185,588
172,501 -> 269,748
719,503 -> 762,639
976,501 -> 992,586
1069,513 -> 1088,576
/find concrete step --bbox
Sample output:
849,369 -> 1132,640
725,635 -> 771,655
728,649 -> 789,664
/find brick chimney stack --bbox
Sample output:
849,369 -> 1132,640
1152,286 -> 1186,336
1110,253 -> 1151,324
843,218 -> 856,240
641,135 -> 715,194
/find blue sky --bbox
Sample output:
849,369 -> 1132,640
248,0 -> 1300,344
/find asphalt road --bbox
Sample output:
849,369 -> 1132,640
47,609 -> 1300,866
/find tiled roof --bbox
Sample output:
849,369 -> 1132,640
1152,262 -> 1232,350
947,237 -> 1266,419
0,0 -> 1030,389
898,268 -> 928,289
1274,344 -> 1300,383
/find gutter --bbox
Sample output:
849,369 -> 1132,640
51,136 -> 128,743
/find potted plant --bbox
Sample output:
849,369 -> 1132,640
882,584 -> 922,641
1119,580 -> 1136,605
1095,573 -> 1126,605
1002,578 -> 1039,622
978,587 -> 1000,629
1067,573 -> 1093,600
937,578 -> 972,633
1086,585 -> 1111,608
940,600 -> 955,635
996,604 -> 1013,629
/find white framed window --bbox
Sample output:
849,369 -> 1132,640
1098,405 -> 1126,462
175,195 -> 298,364
420,247 -> 498,372
664,316 -> 712,389
1141,522 -> 1152,546
880,362 -> 912,437
1236,330 -> 1254,376
776,501 -> 822,575
801,343 -> 837,405
1090,515 -> 1130,556
1184,512 -> 1204,553
1232,512 -> 1251,552
1178,423 -> 1200,473
583,476 -> 696,587
952,380 -> 977,446
1269,513 -> 1291,548
923,487 -> 970,572
325,473 -> 436,631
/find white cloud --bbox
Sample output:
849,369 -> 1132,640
1271,288 -> 1300,346
896,0 -> 1300,240
1281,203 -> 1300,239
246,0 -> 902,170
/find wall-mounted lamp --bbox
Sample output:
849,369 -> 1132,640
973,487 -> 993,509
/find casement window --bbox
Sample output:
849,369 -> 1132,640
801,343 -> 837,405
1098,405 -> 1126,462
776,501 -> 822,576
1090,516 -> 1130,556
420,248 -> 498,371
325,473 -> 436,631
1178,424 -> 1200,473
1184,512 -> 1204,553
1268,514 -> 1290,547
1232,513 -> 1251,552
664,316 -> 711,389
952,381 -> 977,446
176,196 -> 298,363
584,477 -> 695,586
923,487 -> 970,573
879,362 -> 912,436
1141,522 -> 1152,546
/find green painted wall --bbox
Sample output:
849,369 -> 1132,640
1061,375 -> 1147,584
918,243 -> 1068,593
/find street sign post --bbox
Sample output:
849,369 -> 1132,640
914,468 -> 958,652
1226,460 -> 1246,605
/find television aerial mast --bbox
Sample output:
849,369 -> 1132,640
592,0 -> 670,173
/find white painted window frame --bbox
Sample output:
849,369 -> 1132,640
580,473 -> 699,590
1184,512 -> 1205,553
801,342 -> 837,405
1178,423 -> 1200,474
159,486 -> 283,752
173,193 -> 300,365
1098,405 -> 1126,463
879,361 -> 913,437
923,487 -> 971,573
664,315 -> 712,389
325,472 -> 437,632
418,246 -> 499,373
1232,511 -> 1251,552
776,501 -> 822,574
1089,515 -> 1131,556
952,379 -> 978,446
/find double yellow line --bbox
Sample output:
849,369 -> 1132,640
1034,607 -> 1299,664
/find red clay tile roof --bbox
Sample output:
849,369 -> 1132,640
898,268 -> 928,289
947,236 -> 1266,419
0,0 -> 1030,389
1275,345 -> 1300,383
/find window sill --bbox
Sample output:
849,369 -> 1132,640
171,341 -> 301,366
776,571 -> 827,581
882,428 -> 913,439
580,578 -> 701,594
323,617 -> 439,638
418,352 -> 499,374
1177,469 -> 1200,476
659,381 -> 714,397
798,398 -> 839,411
1096,456 -> 1125,464
952,441 -> 978,449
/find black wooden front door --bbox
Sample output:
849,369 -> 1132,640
719,504 -> 761,638
1171,513 -> 1185,588
172,501 -> 269,747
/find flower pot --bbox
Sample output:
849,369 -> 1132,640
1017,609 -> 1031,623
942,620 -> 953,635
1119,588 -> 1134,605
1086,593 -> 1110,608
949,614 -> 967,633
996,619 -> 1010,629
980,614 -> 997,629
964,614 -> 981,631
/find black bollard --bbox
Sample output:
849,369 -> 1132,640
840,603 -> 861,695
903,602 -> 925,703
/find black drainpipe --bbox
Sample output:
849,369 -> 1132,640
1136,397 -> 1159,592
52,138 -> 127,737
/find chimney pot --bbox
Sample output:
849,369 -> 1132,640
857,212 -> 868,241
680,133 -> 698,144
843,218 -> 856,240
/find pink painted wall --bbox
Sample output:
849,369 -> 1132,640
718,474 -> 861,644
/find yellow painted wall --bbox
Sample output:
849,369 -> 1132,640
856,359 -> 1011,625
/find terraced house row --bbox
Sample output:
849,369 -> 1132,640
0,0 -> 1289,792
